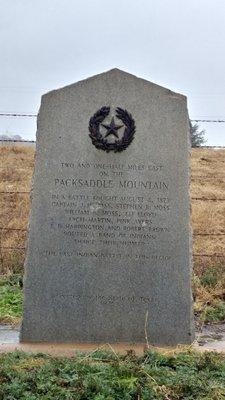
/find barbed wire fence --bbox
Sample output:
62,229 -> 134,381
0,112 -> 225,122
0,186 -> 225,262
0,112 -> 225,267
0,111 -> 225,146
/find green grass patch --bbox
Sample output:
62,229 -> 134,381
200,301 -> 225,323
193,265 -> 225,323
1,350 -> 225,399
200,267 -> 220,288
0,274 -> 23,324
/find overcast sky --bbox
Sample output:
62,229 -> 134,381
1,0 -> 225,144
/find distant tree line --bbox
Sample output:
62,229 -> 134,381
0,134 -> 24,141
190,121 -> 206,147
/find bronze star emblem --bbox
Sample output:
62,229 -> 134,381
101,117 -> 123,138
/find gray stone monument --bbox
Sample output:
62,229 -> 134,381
21,69 -> 194,346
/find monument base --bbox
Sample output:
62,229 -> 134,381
1,341 -> 190,357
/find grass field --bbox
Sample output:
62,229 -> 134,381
1,349 -> 225,399
0,146 -> 225,324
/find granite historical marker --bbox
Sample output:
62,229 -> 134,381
21,69 -> 194,345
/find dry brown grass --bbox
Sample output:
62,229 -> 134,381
191,149 -> 225,275
0,145 -> 225,321
0,146 -> 34,274
0,146 -> 224,270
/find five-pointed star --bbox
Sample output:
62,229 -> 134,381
101,117 -> 123,138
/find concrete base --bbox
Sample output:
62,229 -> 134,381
0,342 -> 157,357
1,341 -> 225,357
1,324 -> 225,356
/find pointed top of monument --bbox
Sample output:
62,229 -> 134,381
43,68 -> 186,100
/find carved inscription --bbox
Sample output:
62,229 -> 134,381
54,293 -> 151,305
41,160 -> 172,261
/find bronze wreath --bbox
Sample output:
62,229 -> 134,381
89,106 -> 135,153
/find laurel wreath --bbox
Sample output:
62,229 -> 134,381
89,106 -> 135,153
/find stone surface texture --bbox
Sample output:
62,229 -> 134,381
21,69 -> 194,346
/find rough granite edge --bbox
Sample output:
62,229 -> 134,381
41,68 -> 187,101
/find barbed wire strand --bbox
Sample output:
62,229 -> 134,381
1,247 -> 224,258
193,254 -> 225,258
1,191 -> 225,201
0,113 -> 37,117
0,191 -> 30,194
1,140 -> 225,148
0,227 -> 27,231
1,112 -> 225,123
1,226 -> 225,236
